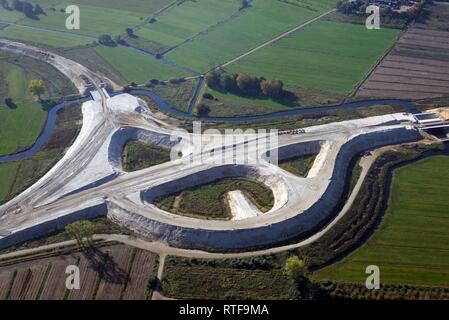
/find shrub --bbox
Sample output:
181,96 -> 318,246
205,71 -> 221,89
202,93 -> 214,100
195,104 -> 211,117
98,34 -> 116,46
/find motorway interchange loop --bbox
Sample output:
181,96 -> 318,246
0,40 -> 425,252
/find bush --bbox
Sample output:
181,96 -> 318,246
236,73 -> 260,95
202,93 -> 214,100
98,34 -> 116,46
205,71 -> 221,89
224,291 -> 241,300
220,73 -> 237,92
284,256 -> 305,281
195,104 -> 211,117
169,78 -> 184,84
261,79 -> 284,99
4,97 -> 16,108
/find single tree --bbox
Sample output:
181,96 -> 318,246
33,3 -> 44,15
65,220 -> 96,249
98,34 -> 116,46
284,256 -> 305,281
195,104 -> 211,117
220,73 -> 236,92
4,97 -> 16,108
125,28 -> 134,36
205,71 -> 221,90
28,79 -> 45,100
261,79 -> 283,99
236,73 -> 259,95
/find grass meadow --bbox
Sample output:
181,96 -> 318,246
226,21 -> 400,94
0,162 -> 19,202
166,0 -> 339,72
0,62 -> 47,156
134,0 -> 241,49
314,156 -> 449,287
94,45 -> 188,83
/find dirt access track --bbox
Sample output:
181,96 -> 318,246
0,40 -> 423,252
0,39 -> 120,93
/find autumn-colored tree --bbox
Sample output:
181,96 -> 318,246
236,73 -> 259,95
261,79 -> 284,99
65,220 -> 96,249
284,256 -> 305,281
205,71 -> 221,89
28,79 -> 46,100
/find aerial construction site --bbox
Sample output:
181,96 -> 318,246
0,0 -> 448,304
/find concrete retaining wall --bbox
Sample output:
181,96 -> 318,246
0,203 -> 107,250
0,127 -> 421,252
276,140 -> 323,161
108,127 -> 179,170
109,126 -> 421,251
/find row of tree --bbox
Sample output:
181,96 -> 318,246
1,0 -> 45,19
205,71 -> 285,99
336,0 -> 424,22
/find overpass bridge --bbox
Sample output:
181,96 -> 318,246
413,112 -> 449,141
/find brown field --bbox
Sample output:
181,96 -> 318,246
94,246 -> 133,300
39,256 -> 78,300
122,249 -> 157,300
66,257 -> 99,300
0,245 -> 157,300
357,28 -> 449,100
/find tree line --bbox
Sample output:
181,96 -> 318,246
336,0 -> 424,22
1,0 -> 45,20
205,70 -> 285,100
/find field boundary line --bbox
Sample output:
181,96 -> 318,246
162,1 -> 252,57
214,8 -> 337,71
0,20 -> 97,41
350,28 -> 407,99
130,0 -> 180,34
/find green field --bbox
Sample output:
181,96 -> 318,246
154,178 -> 274,220
279,154 -> 317,177
94,45 -> 188,83
60,46 -> 128,86
133,0 -> 241,53
0,7 -> 24,22
198,20 -> 400,115
314,156 -> 449,287
162,256 -> 292,299
122,141 -> 171,172
150,79 -> 198,112
0,63 -> 47,156
166,0 -> 339,72
0,25 -> 92,48
0,0 -> 173,48
0,162 -> 19,202
0,0 -> 173,36
23,4 -> 142,37
226,21 -> 400,94
0,103 -> 82,204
